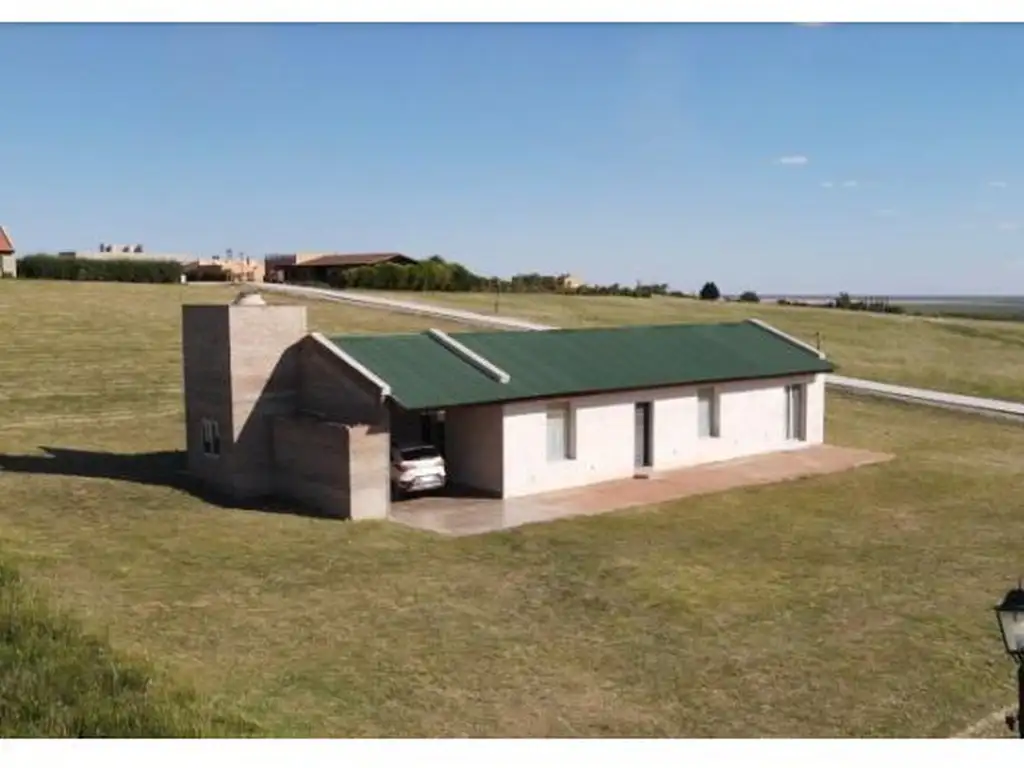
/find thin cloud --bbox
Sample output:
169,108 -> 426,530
875,209 -> 898,217
841,180 -> 859,188
997,221 -> 1019,231
820,181 -> 835,188
795,22 -> 832,26
775,155 -> 809,166
988,180 -> 1009,188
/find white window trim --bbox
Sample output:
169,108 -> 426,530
545,402 -> 576,462
697,386 -> 721,439
201,418 -> 221,458
785,383 -> 807,442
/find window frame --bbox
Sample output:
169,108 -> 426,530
784,383 -> 807,441
545,402 -> 576,462
200,418 -> 221,458
696,386 -> 720,439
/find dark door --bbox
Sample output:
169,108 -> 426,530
634,402 -> 652,468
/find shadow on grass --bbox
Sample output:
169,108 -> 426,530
0,446 -> 338,520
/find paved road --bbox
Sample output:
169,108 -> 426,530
235,283 -> 1024,420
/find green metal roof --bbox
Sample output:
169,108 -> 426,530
328,321 -> 834,411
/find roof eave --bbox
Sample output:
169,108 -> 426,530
744,318 -> 828,360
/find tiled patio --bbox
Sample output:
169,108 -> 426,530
388,444 -> 892,536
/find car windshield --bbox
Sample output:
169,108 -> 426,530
397,446 -> 439,461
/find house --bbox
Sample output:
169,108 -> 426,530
264,252 -> 418,284
182,256 -> 264,283
0,225 -> 15,278
181,293 -> 834,521
558,273 -> 585,290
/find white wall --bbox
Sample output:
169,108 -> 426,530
500,373 -> 826,499
650,373 -> 824,468
502,392 -> 636,497
445,405 -> 504,495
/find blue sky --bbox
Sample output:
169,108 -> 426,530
1,23 -> 1022,294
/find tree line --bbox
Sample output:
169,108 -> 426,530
308,257 -> 676,298
12,252 -> 911,318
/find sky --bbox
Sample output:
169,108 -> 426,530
1,22 -> 1023,294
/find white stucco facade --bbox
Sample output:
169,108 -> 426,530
443,373 -> 826,499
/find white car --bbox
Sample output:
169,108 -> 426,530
390,443 -> 447,497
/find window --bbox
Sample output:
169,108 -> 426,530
546,403 -> 575,461
201,418 -> 221,457
785,384 -> 807,441
697,387 -> 720,438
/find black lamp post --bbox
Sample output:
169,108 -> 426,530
994,583 -> 1024,738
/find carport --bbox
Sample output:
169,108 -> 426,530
387,401 -> 503,500
388,403 -> 446,454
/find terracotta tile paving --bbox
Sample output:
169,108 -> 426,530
388,444 -> 893,537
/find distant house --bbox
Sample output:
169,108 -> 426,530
183,256 -> 265,284
558,274 -> 585,290
0,225 -> 16,278
265,252 -> 418,284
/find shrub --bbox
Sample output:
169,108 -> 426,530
699,281 -> 721,301
738,290 -> 760,303
18,255 -> 183,284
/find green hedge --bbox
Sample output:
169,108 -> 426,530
18,255 -> 183,284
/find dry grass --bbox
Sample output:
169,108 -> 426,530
0,280 -> 1022,737
363,291 -> 1024,402
0,281 -> 475,423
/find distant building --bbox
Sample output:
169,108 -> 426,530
0,225 -> 15,278
182,256 -> 264,283
558,274 -> 585,290
265,252 -> 418,284
58,243 -> 264,282
63,243 -> 197,264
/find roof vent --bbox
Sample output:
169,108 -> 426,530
232,290 -> 266,307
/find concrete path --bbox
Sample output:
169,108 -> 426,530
234,282 -> 1024,420
829,375 -> 1024,420
389,445 -> 891,537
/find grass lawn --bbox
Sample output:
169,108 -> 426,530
363,291 -> 1024,403
0,280 -> 1022,737
0,562 -> 253,737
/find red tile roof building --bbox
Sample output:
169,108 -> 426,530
0,226 -> 14,255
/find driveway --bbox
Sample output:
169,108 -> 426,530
388,444 -> 892,536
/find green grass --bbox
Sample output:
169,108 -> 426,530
0,560 -> 254,737
901,300 -> 1024,323
0,281 -> 1021,737
362,291 -> 1024,402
